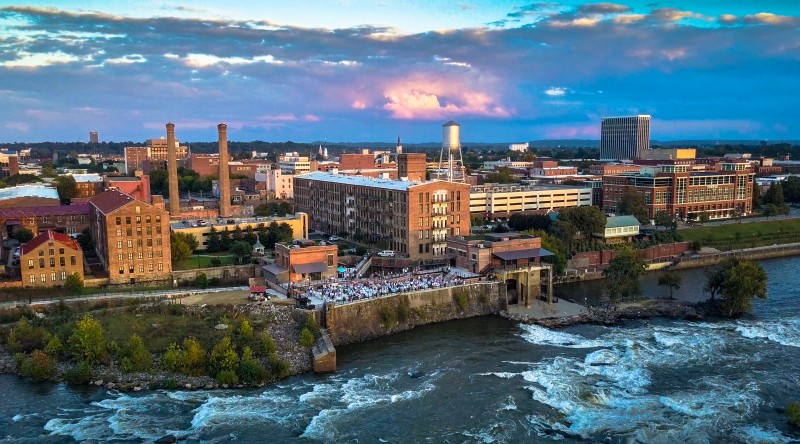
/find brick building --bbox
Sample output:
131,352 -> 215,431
71,174 -> 104,198
0,150 -> 19,178
20,230 -> 83,288
602,162 -> 754,220
189,153 -> 221,178
264,241 -> 338,283
294,172 -> 470,262
398,153 -> 427,182
104,175 -> 151,203
0,186 -> 60,209
89,189 -> 172,285
589,163 -> 641,176
124,138 -> 188,174
0,204 -> 90,238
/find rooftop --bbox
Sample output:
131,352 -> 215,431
0,203 -> 90,219
296,171 -> 453,191
605,215 -> 641,228
20,230 -> 80,255
470,183 -> 590,193
89,189 -> 135,214
0,185 -> 59,201
69,173 -> 103,183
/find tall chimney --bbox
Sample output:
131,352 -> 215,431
166,122 -> 180,216
217,123 -> 231,218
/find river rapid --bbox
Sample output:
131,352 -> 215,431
1,257 -> 799,443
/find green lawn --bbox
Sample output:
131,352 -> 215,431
175,253 -> 237,270
681,218 -> 800,251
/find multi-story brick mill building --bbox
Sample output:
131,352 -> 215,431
20,230 -> 84,288
294,172 -> 470,262
89,189 -> 172,285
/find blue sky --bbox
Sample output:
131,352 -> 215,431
0,1 -> 798,143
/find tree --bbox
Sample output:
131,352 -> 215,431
654,211 -> 677,232
548,219 -> 577,246
5,173 -> 41,186
699,211 -> 711,223
764,182 -> 790,215
182,338 -> 207,376
68,315 -> 107,365
617,188 -> 650,224
704,258 -> 767,317
209,337 -> 239,376
13,228 -> 34,244
53,175 -> 78,202
65,273 -> 84,294
657,271 -> 682,299
20,350 -> 56,382
508,213 -> 552,232
752,182 -> 763,210
559,206 -> 606,238
783,176 -> 800,204
238,346 -> 267,385
299,327 -> 314,347
521,229 -> 567,275
77,228 -> 94,251
194,273 -> 209,288
121,334 -> 152,372
231,241 -> 252,264
40,162 -> 57,178
170,232 -> 193,263
486,166 -> 518,184
257,331 -> 277,357
602,245 -> 646,308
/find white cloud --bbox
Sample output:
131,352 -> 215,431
1,51 -> 83,68
544,87 -> 567,97
181,53 -> 282,68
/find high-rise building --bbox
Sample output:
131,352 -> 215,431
600,115 -> 651,160
89,131 -> 99,144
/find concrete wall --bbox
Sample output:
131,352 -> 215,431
172,264 -> 261,285
569,242 -> 691,268
672,243 -> 800,270
325,282 -> 503,346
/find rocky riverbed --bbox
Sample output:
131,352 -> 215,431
501,299 -> 703,328
0,303 -> 314,391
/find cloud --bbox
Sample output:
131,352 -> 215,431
549,17 -> 600,27
614,14 -> 646,24
649,8 -> 708,22
182,53 -> 282,68
1,50 -> 83,68
576,3 -> 631,15
743,13 -> 796,26
544,87 -> 567,96
382,86 -> 511,120
718,14 -> 740,25
5,122 -> 30,132
351,101 -> 367,109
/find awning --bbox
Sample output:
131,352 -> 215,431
263,263 -> 288,276
250,286 -> 266,292
492,248 -> 554,261
292,262 -> 327,274
337,266 -> 346,273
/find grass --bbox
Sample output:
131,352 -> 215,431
101,312 -> 225,353
175,253 -> 237,270
0,285 -> 173,304
680,218 -> 800,251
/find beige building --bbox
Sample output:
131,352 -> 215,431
639,148 -> 696,161
20,230 -> 84,288
277,152 -> 311,175
257,165 -> 294,199
470,184 -> 592,220
170,213 -> 308,251
264,240 -> 338,283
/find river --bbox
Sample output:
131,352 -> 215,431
1,257 -> 799,443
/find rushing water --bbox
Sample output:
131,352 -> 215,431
2,258 -> 800,443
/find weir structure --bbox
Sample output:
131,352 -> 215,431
166,122 -> 180,216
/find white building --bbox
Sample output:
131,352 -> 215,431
470,184 -> 592,220
257,165 -> 294,199
509,143 -> 529,152
277,152 -> 311,175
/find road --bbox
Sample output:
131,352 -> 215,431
0,286 -> 249,309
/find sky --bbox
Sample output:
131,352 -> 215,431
0,1 -> 798,143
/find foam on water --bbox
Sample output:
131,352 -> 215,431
740,425 -> 796,443
518,324 -> 605,348
188,392 -> 297,431
735,318 -> 800,348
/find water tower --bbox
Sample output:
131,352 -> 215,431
437,120 -> 465,182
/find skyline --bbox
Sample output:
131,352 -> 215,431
0,1 -> 798,143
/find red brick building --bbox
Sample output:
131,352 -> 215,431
264,241 -> 338,283
20,230 -> 84,288
89,190 -> 172,285
104,175 -> 151,203
0,204 -> 91,238
589,163 -> 641,175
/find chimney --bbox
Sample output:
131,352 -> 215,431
217,123 -> 231,218
166,122 -> 180,216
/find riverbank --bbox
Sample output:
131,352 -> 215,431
0,303 -> 313,392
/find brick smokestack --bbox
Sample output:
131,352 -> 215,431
166,122 -> 180,216
217,123 -> 231,218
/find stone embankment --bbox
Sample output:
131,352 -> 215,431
0,304 -> 313,391
501,299 -> 702,328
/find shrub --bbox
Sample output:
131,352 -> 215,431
379,306 -> 396,328
216,369 -> 239,385
7,317 -> 51,354
210,258 -> 222,267
194,273 -> 209,289
355,245 -> 367,256
305,316 -> 320,337
120,357 -> 135,373
238,347 -> 267,385
269,353 -> 291,380
454,292 -> 469,310
182,338 -> 207,376
788,402 -> 800,427
125,334 -> 153,372
68,315 -> 107,365
20,350 -> 56,382
257,331 -> 277,357
44,336 -> 63,358
161,378 -> 178,390
209,337 -> 239,375
161,343 -> 184,373
299,328 -> 315,348
64,361 -> 93,385
237,319 -> 255,347
65,273 -> 84,294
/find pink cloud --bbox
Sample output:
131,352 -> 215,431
351,101 -> 367,109
303,114 -> 320,122
542,123 -> 599,139
381,77 -> 511,120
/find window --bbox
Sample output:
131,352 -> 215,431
128,253 -> 133,260
156,226 -> 161,234
71,256 -> 76,266
116,217 -> 122,225
127,240 -> 132,248
129,264 -> 134,273
116,228 -> 122,236
28,259 -> 33,269
148,251 -> 153,259
51,272 -> 57,281
156,215 -> 161,222
49,258 -> 55,267
29,275 -> 35,283
126,228 -> 132,236
138,252 -> 143,259
136,227 -> 142,235
147,239 -> 152,246
119,267 -> 124,274
139,265 -> 144,272
39,258 -> 45,268
60,257 -> 65,266
157,238 -> 162,246
146,215 -> 151,223
61,271 -> 66,280
126,216 -> 131,224
148,264 -> 154,272
136,215 -> 141,222
327,254 -> 334,266
39,250 -> 44,256
59,248 -> 64,255
117,254 -> 123,261
158,263 -> 163,271
146,226 -> 152,235
40,273 -> 46,282
137,239 -> 142,247
117,241 -> 122,249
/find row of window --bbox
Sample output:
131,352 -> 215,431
115,225 -> 161,236
28,256 -> 77,269
116,238 -> 162,248
118,263 -> 164,274
29,271 -> 70,283
116,251 -> 163,260
115,213 -> 161,225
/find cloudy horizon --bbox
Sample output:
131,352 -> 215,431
0,1 -> 797,143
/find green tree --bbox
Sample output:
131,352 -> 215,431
124,334 -> 152,372
654,211 -> 677,232
65,273 -> 84,294
44,336 -> 64,358
508,214 -> 551,232
209,337 -> 239,375
699,211 -> 711,223
64,361 -> 93,385
182,338 -> 207,376
257,331 -> 277,357
236,319 -> 255,348
783,176 -> 800,204
207,226 -> 222,252
752,182 -> 763,210
161,343 -> 184,373
13,227 -> 34,244
548,219 -> 577,246
231,241 -> 252,264
705,258 -> 767,317
194,272 -> 209,288
657,271 -> 682,299
617,188 -> 650,224
486,166 -> 518,184
53,175 -> 78,201
20,350 -> 56,382
602,245 -> 646,308
238,346 -> 267,385
764,182 -> 790,215
521,229 -> 567,275
5,173 -> 41,186
170,232 -> 193,263
559,206 -> 606,238
40,162 -> 57,178
68,315 -> 107,365
299,328 -> 314,347
7,317 -> 51,354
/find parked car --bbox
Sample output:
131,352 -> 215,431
377,250 -> 395,257
13,247 -> 20,258
329,236 -> 342,241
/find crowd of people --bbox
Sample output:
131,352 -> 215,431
299,272 -> 464,305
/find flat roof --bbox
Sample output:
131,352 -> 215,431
606,215 -> 640,228
0,185 -> 59,201
296,171 -> 452,191
69,173 -> 103,183
493,248 -> 553,261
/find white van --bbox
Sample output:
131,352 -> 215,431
377,250 -> 395,257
